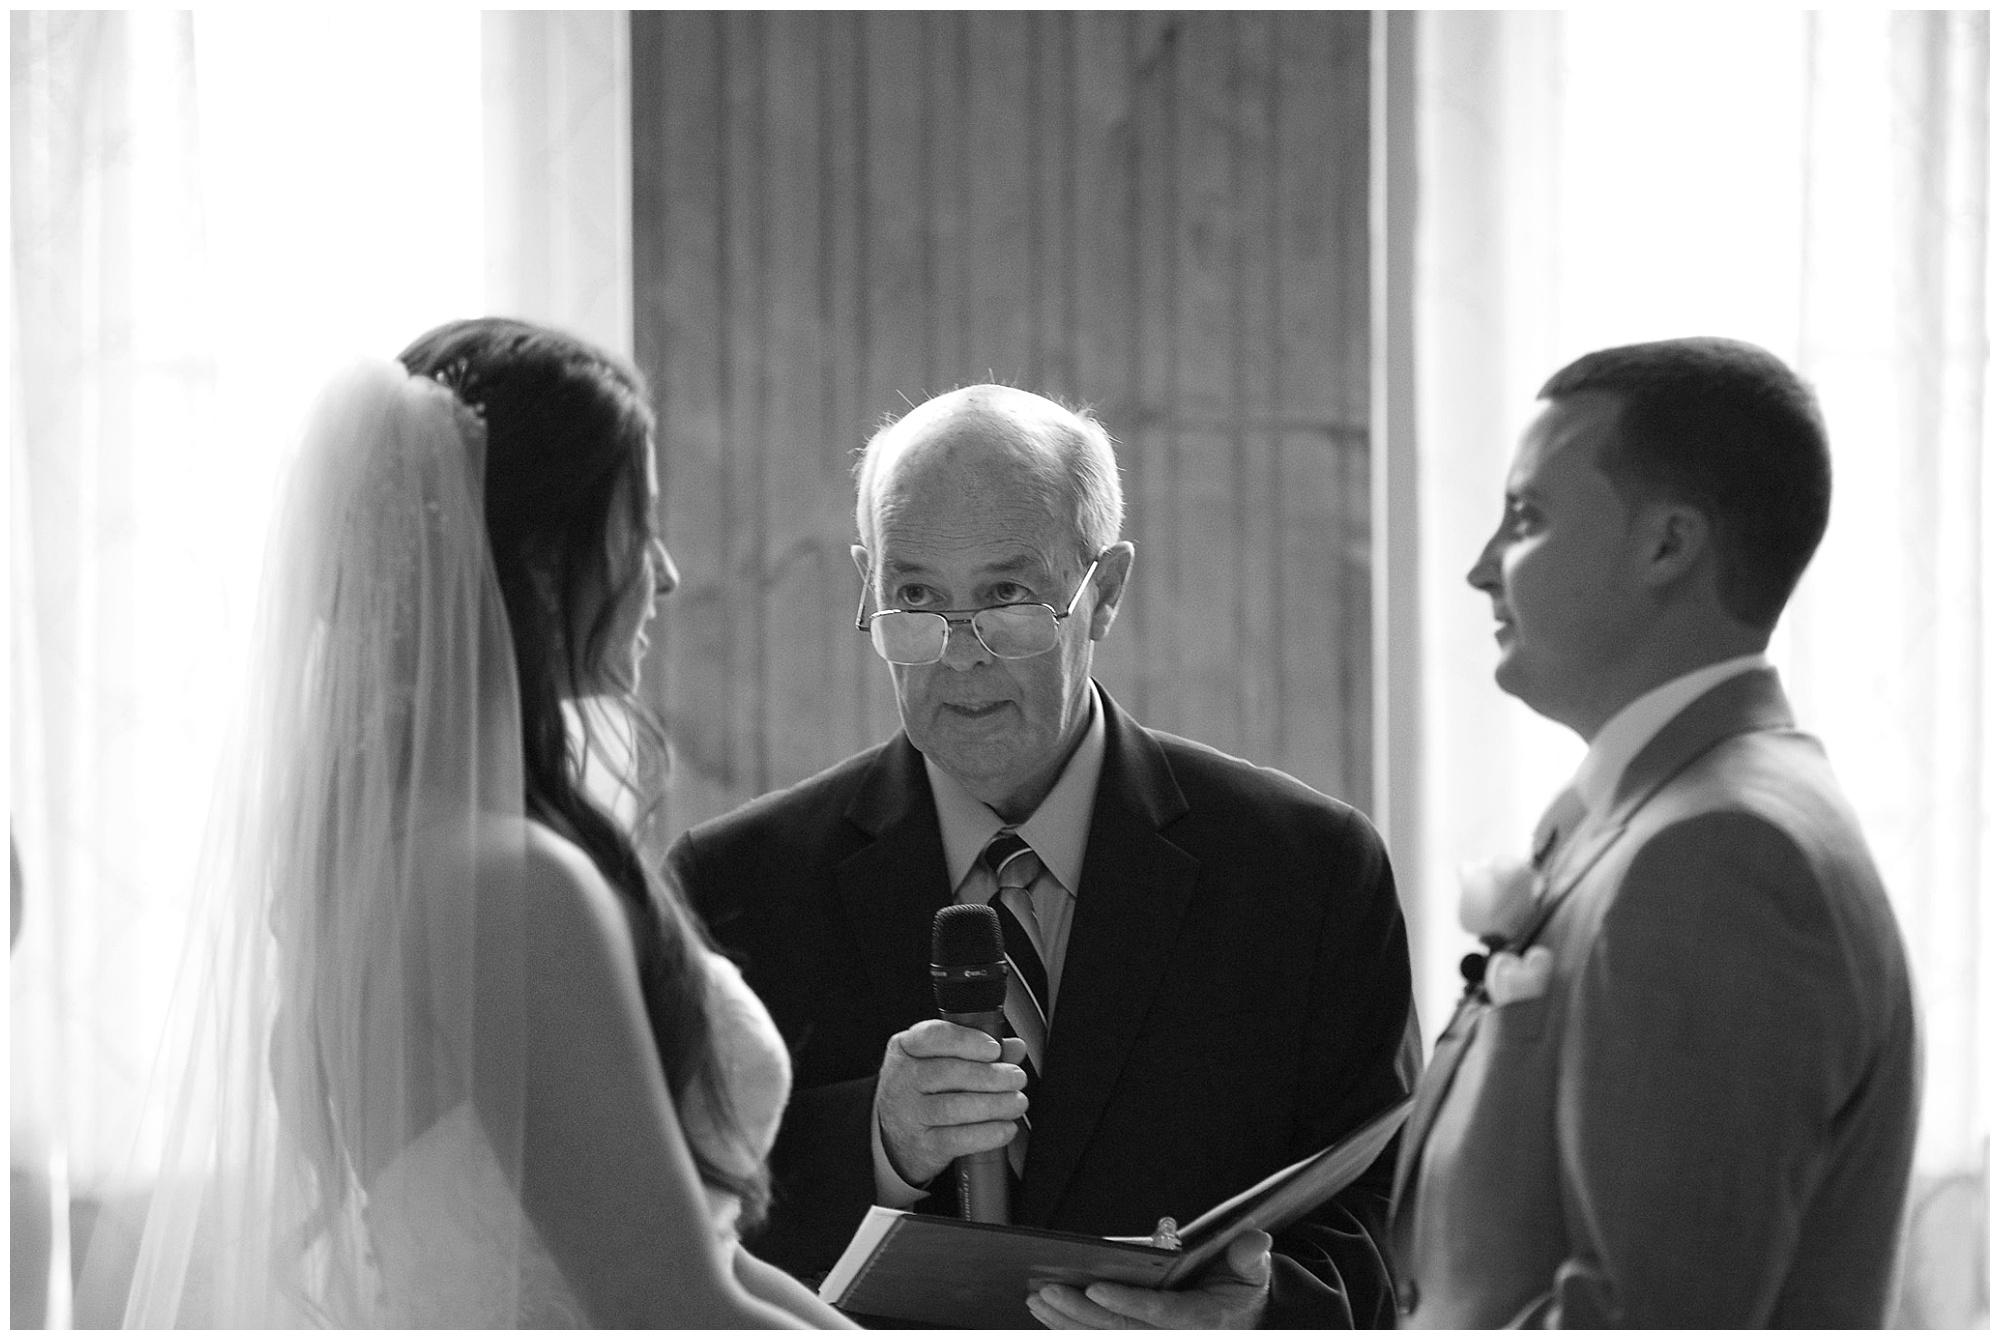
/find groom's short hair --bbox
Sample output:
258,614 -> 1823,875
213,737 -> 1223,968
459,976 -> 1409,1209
1541,336 -> 1830,632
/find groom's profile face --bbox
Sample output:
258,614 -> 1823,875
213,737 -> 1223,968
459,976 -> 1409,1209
1467,390 -> 1652,735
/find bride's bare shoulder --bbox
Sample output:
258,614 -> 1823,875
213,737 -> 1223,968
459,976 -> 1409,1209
506,819 -> 641,966
496,821 -> 659,1068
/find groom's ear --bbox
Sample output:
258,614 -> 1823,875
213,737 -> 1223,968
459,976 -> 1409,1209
1636,500 -> 1712,592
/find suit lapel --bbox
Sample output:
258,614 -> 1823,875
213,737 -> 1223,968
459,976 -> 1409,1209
1534,668 -> 1797,913
1017,688 -> 1198,1226
1515,669 -> 1799,947
1392,669 -> 1798,1238
1611,666 -> 1794,818
1390,992 -> 1482,1214
834,735 -> 957,1037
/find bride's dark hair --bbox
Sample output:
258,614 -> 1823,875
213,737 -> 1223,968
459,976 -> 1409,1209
398,317 -> 768,1225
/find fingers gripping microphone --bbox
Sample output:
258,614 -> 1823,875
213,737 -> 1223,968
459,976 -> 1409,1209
931,904 -> 1012,1224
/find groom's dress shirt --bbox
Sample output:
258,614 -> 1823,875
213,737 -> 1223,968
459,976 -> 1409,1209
1390,664 -> 1918,1327
869,690 -> 1105,1206
672,681 -> 1419,1327
1571,652 -> 1767,821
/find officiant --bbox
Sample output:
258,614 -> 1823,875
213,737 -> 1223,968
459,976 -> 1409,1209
669,384 -> 1419,1328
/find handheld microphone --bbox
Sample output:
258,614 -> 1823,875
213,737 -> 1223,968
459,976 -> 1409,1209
930,903 -> 1012,1224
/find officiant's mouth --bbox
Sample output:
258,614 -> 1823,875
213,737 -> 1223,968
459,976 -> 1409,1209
943,700 -> 1014,720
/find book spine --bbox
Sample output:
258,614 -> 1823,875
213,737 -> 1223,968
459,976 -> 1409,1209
839,1225 -> 899,1302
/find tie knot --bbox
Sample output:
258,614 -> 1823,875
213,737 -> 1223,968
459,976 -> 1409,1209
982,830 -> 1041,890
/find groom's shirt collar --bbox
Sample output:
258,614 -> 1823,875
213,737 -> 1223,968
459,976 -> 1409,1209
923,685 -> 1105,897
1574,652 -> 1770,822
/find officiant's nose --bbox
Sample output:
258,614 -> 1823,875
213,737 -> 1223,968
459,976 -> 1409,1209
938,617 -> 994,672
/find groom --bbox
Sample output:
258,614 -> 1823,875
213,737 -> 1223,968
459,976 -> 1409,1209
1390,338 -> 1919,1326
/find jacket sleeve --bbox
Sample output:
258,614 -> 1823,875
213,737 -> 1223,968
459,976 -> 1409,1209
1264,813 -> 1420,1329
666,831 -> 886,1281
753,1073 -> 881,1281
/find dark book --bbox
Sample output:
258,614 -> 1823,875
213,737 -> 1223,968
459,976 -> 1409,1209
816,1095 -> 1413,1328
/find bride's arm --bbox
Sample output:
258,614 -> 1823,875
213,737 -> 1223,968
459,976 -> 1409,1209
508,826 -> 808,1328
734,1246 -> 862,1327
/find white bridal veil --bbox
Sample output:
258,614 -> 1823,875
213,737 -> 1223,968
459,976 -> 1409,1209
99,361 -> 534,1324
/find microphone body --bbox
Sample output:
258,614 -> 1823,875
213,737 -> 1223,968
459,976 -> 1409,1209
931,904 -> 1013,1224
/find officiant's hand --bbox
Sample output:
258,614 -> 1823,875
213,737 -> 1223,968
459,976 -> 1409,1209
875,1020 -> 1029,1187
1026,1228 -> 1272,1330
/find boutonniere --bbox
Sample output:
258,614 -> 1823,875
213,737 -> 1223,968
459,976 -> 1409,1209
1458,855 -> 1540,943
1482,945 -> 1554,1005
1456,856 -> 1545,1001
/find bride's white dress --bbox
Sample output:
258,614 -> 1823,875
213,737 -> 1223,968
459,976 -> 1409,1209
362,950 -> 791,1326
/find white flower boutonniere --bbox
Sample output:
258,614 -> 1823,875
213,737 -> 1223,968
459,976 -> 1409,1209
1457,855 -> 1540,944
1455,855 -> 1547,1002
1484,945 -> 1555,1005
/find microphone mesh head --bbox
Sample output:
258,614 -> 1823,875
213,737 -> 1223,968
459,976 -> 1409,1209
933,903 -> 1004,966
932,904 -> 1008,1014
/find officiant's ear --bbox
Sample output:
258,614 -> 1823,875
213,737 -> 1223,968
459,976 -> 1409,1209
1085,542 -> 1136,641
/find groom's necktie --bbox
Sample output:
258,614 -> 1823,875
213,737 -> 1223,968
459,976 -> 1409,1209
1530,786 -> 1588,875
982,830 -> 1047,1174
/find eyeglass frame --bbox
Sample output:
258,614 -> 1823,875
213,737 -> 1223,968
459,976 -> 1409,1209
854,554 -> 1104,665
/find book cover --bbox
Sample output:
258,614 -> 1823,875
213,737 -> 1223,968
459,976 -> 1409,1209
817,1094 -> 1413,1327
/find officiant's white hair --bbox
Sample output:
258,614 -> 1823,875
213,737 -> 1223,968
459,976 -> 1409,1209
853,384 -> 1125,567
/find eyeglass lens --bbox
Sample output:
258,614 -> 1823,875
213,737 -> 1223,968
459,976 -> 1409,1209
869,605 -> 1059,664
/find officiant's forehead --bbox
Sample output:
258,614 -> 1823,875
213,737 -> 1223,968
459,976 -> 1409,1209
867,407 -> 1075,557
858,386 -> 1087,548
873,471 -> 1072,599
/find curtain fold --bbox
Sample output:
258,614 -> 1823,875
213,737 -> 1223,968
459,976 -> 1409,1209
1786,10 -> 1989,1178
481,11 -> 633,359
11,0 -> 219,1195
11,14 -> 218,1324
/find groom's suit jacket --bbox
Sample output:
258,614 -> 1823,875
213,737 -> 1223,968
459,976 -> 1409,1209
670,684 -> 1418,1327
1389,669 -> 1919,1327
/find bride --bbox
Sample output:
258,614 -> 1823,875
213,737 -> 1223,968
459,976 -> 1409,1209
101,319 -> 854,1327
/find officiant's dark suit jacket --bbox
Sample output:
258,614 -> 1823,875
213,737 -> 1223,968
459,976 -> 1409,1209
670,684 -> 1418,1327
1389,669 -> 1919,1327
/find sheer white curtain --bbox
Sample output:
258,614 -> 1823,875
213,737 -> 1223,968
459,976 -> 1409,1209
482,12 -> 633,360
1408,10 -> 1989,1325
9,11 -> 628,1325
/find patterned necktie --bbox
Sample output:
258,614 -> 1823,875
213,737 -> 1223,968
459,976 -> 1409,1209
1531,786 -> 1588,874
981,830 -> 1047,1173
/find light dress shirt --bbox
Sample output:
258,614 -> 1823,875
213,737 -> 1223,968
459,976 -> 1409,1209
872,686 -> 1108,1206
1571,653 -> 1771,825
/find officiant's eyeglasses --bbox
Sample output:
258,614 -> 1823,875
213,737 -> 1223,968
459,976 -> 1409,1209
857,557 -> 1101,665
